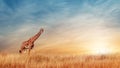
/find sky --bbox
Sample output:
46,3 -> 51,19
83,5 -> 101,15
0,0 -> 120,54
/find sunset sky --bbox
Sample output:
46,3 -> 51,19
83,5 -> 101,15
0,0 -> 120,54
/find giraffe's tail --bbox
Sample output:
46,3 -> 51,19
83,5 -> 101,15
19,50 -> 22,53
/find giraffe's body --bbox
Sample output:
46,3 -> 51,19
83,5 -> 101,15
19,28 -> 44,54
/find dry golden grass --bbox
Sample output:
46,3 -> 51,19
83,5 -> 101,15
0,52 -> 120,68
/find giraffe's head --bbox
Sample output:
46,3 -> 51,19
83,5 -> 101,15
40,28 -> 44,33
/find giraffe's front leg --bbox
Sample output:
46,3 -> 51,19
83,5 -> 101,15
28,48 -> 31,55
28,44 -> 34,54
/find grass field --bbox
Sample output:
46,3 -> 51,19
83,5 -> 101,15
0,52 -> 120,68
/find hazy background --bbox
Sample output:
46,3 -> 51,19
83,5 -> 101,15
0,0 -> 120,54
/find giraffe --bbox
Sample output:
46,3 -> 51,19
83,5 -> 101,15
19,28 -> 44,54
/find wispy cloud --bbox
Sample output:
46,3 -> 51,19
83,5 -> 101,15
0,0 -> 120,52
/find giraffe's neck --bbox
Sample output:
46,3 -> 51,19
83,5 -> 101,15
28,30 -> 43,43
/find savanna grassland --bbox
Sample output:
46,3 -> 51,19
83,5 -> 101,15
0,52 -> 120,68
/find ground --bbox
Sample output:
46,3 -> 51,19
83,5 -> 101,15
0,52 -> 120,68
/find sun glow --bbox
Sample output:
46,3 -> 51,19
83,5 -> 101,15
88,39 -> 113,55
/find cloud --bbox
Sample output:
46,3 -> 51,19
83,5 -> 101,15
0,0 -> 120,52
